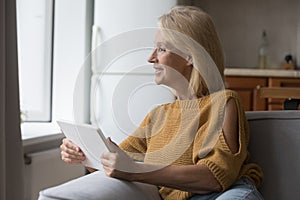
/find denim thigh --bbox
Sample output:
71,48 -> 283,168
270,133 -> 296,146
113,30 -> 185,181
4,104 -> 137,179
189,177 -> 264,200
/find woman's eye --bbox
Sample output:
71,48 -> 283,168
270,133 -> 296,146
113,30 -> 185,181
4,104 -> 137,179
157,47 -> 166,53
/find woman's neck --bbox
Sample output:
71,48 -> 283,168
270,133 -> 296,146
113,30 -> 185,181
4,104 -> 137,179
175,89 -> 197,100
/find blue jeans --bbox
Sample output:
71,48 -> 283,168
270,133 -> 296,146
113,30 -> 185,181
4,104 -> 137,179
189,177 -> 264,200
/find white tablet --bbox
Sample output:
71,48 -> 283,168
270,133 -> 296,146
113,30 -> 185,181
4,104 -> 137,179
57,121 -> 112,170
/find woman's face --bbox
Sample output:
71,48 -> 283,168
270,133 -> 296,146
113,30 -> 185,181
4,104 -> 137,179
148,31 -> 192,89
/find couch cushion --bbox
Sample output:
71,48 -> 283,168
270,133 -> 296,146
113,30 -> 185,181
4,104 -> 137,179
246,111 -> 300,200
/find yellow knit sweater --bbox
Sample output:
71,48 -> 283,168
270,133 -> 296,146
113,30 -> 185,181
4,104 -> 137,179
119,90 -> 263,200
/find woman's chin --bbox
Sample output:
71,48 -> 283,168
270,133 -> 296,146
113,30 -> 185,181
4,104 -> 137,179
154,77 -> 164,85
154,80 -> 162,85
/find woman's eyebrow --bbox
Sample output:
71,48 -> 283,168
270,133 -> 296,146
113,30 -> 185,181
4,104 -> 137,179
156,42 -> 174,50
155,42 -> 165,46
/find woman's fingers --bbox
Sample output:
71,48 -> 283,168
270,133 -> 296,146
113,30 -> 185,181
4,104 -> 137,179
61,145 -> 84,157
61,150 -> 85,160
62,138 -> 80,152
100,156 -> 114,168
60,138 -> 86,164
101,152 -> 116,163
61,154 -> 83,164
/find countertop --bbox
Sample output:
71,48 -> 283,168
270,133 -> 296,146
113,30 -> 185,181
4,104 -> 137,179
224,68 -> 300,78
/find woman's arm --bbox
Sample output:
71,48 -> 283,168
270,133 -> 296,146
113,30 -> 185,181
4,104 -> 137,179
222,98 -> 239,154
118,163 -> 222,194
101,142 -> 222,194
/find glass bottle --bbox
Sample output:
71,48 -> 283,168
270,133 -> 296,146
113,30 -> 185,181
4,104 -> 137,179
257,30 -> 269,69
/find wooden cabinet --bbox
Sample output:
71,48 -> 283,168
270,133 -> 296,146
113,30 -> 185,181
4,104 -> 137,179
225,76 -> 300,111
225,77 -> 267,111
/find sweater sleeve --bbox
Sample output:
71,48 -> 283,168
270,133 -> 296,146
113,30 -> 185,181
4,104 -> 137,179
196,92 -> 249,190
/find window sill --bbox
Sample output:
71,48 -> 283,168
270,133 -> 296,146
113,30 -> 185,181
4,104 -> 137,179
21,122 -> 61,140
22,122 -> 64,154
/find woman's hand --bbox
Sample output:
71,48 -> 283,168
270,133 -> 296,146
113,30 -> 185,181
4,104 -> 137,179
60,138 -> 86,164
100,137 -> 138,180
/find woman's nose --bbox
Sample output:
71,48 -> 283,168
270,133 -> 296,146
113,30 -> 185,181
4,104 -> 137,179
147,49 -> 157,63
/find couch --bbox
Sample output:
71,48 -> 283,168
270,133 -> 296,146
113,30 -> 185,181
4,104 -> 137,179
39,111 -> 300,199
246,110 -> 300,199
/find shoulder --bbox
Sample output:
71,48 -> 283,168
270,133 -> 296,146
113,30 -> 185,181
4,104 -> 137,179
208,89 -> 242,109
211,89 -> 239,100
199,89 -> 240,107
224,89 -> 240,100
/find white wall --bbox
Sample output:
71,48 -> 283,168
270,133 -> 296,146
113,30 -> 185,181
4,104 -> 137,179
195,0 -> 300,69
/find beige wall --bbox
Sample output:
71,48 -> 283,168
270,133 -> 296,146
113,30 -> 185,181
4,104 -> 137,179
195,0 -> 300,69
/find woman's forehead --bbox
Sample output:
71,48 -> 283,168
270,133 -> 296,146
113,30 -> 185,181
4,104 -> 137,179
154,30 -> 164,44
154,31 -> 173,48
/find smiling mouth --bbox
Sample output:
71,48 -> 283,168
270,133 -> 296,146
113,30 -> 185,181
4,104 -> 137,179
153,66 -> 164,74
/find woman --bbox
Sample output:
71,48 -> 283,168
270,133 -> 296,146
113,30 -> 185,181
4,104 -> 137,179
41,6 -> 263,200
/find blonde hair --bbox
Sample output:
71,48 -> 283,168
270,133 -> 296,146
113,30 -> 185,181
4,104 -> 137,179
158,6 -> 224,97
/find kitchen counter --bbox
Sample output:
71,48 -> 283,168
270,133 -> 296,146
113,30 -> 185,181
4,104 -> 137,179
224,68 -> 300,78
225,68 -> 300,111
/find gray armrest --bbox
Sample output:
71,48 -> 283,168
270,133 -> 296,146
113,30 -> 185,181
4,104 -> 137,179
246,111 -> 300,199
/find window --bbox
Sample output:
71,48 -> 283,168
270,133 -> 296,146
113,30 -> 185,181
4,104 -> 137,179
16,0 -> 54,122
17,0 -> 93,140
